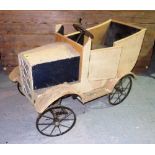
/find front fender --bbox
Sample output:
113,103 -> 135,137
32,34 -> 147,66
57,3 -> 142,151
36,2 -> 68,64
9,66 -> 20,83
34,83 -> 81,113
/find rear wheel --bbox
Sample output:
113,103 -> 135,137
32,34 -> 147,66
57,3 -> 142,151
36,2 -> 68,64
36,106 -> 76,137
108,75 -> 132,105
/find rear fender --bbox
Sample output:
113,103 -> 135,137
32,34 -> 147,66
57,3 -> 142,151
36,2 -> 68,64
127,72 -> 136,79
105,72 -> 136,93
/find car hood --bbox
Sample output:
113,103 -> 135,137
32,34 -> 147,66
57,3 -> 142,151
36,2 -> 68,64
20,42 -> 80,66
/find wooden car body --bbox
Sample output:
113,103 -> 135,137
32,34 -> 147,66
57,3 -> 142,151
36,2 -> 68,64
9,19 -> 146,113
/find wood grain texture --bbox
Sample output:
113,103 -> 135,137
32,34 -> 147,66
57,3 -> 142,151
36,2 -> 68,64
89,47 -> 122,80
0,10 -> 154,73
115,29 -> 146,76
8,19 -> 146,112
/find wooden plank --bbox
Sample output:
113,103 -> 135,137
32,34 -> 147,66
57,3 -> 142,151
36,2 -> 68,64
0,10 -> 154,74
0,11 -> 154,35
0,34 -> 55,51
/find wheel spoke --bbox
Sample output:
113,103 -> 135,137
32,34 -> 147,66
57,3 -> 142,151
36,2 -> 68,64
110,90 -> 116,99
38,123 -> 53,125
121,82 -> 130,92
111,91 -> 119,100
52,109 -> 57,116
58,126 -> 62,134
50,126 -> 56,135
62,118 -> 74,121
42,115 -> 53,120
61,106 -> 68,113
121,91 -> 127,96
125,81 -> 130,89
59,124 -> 70,128
60,112 -> 72,122
41,123 -> 53,132
114,93 -> 121,104
118,80 -> 123,90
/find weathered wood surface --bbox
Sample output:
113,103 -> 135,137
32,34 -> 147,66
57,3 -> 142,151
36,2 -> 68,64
0,11 -> 154,73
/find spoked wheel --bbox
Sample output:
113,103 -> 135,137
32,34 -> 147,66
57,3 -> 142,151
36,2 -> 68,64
108,75 -> 132,105
36,106 -> 76,137
17,82 -> 25,96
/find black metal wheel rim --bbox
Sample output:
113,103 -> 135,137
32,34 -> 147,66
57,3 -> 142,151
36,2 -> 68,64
108,75 -> 132,105
17,82 -> 25,96
36,106 -> 76,137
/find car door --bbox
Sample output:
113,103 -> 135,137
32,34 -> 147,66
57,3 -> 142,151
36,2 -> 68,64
88,47 -> 122,80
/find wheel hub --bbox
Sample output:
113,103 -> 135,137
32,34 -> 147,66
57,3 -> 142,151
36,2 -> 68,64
54,121 -> 60,126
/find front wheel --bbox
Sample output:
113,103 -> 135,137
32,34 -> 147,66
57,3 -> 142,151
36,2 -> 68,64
36,106 -> 76,137
108,75 -> 132,105
17,82 -> 25,96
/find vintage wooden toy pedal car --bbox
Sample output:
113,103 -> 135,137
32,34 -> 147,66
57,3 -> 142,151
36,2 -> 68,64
9,19 -> 146,137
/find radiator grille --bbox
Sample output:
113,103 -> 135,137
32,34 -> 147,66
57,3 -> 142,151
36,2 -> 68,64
20,58 -> 32,99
